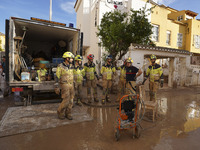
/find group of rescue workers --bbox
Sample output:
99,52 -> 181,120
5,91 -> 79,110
55,51 -> 164,120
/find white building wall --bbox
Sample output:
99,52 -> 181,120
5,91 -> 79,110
76,0 -> 91,47
126,47 -> 190,86
75,0 -> 150,65
131,0 -> 151,21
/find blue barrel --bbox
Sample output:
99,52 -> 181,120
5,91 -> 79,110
69,23 -> 74,28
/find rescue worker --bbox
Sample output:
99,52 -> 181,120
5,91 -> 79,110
145,54 -> 164,101
116,59 -> 127,102
84,54 -> 99,103
100,55 -> 116,104
125,57 -> 142,94
56,52 -> 74,120
73,55 -> 85,106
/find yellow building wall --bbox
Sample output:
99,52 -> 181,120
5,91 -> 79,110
189,19 -> 200,53
168,10 -> 186,21
151,6 -> 187,50
0,34 -> 5,51
185,19 -> 192,51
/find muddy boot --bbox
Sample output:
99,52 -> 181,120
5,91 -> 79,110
66,113 -> 73,120
102,99 -> 105,104
76,99 -> 82,106
65,109 -> 73,120
94,98 -> 99,102
57,110 -> 65,120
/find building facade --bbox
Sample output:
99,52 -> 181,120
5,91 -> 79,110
74,0 -> 200,86
0,32 -> 5,51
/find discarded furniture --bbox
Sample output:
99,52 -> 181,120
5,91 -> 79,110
139,84 -> 158,122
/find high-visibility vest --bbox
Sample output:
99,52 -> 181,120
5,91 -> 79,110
118,65 -> 126,81
146,63 -> 163,82
73,65 -> 85,83
101,64 -> 116,80
37,68 -> 47,81
84,62 -> 97,80
56,62 -> 74,84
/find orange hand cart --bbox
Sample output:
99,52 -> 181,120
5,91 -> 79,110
115,91 -> 145,141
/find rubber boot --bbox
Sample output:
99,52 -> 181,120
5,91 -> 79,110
57,110 -> 65,120
66,113 -> 73,120
65,108 -> 73,120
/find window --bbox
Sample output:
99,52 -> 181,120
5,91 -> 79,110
177,15 -> 183,21
194,35 -> 200,49
177,33 -> 183,47
166,30 -> 171,45
152,24 -> 159,42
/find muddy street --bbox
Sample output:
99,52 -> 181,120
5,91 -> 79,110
0,86 -> 200,150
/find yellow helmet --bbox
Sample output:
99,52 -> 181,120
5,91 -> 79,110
126,57 -> 133,63
75,55 -> 83,61
150,54 -> 157,60
62,52 -> 74,58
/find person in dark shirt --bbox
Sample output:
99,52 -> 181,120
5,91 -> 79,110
1,56 -> 5,75
125,57 -> 142,94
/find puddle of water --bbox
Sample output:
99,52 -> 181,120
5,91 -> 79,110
184,101 -> 200,133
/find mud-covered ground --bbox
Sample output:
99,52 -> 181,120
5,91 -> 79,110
0,85 -> 200,150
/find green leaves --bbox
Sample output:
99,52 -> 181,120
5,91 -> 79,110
97,4 -> 155,62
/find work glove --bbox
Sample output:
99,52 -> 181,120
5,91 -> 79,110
55,87 -> 60,95
160,79 -> 164,88
54,83 -> 60,95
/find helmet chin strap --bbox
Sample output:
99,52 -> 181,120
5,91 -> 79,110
151,60 -> 156,64
64,58 -> 71,64
89,59 -> 93,63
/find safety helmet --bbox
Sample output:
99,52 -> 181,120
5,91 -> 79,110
126,57 -> 133,63
106,55 -> 112,60
75,55 -> 83,61
150,54 -> 157,60
62,52 -> 74,59
87,54 -> 94,60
